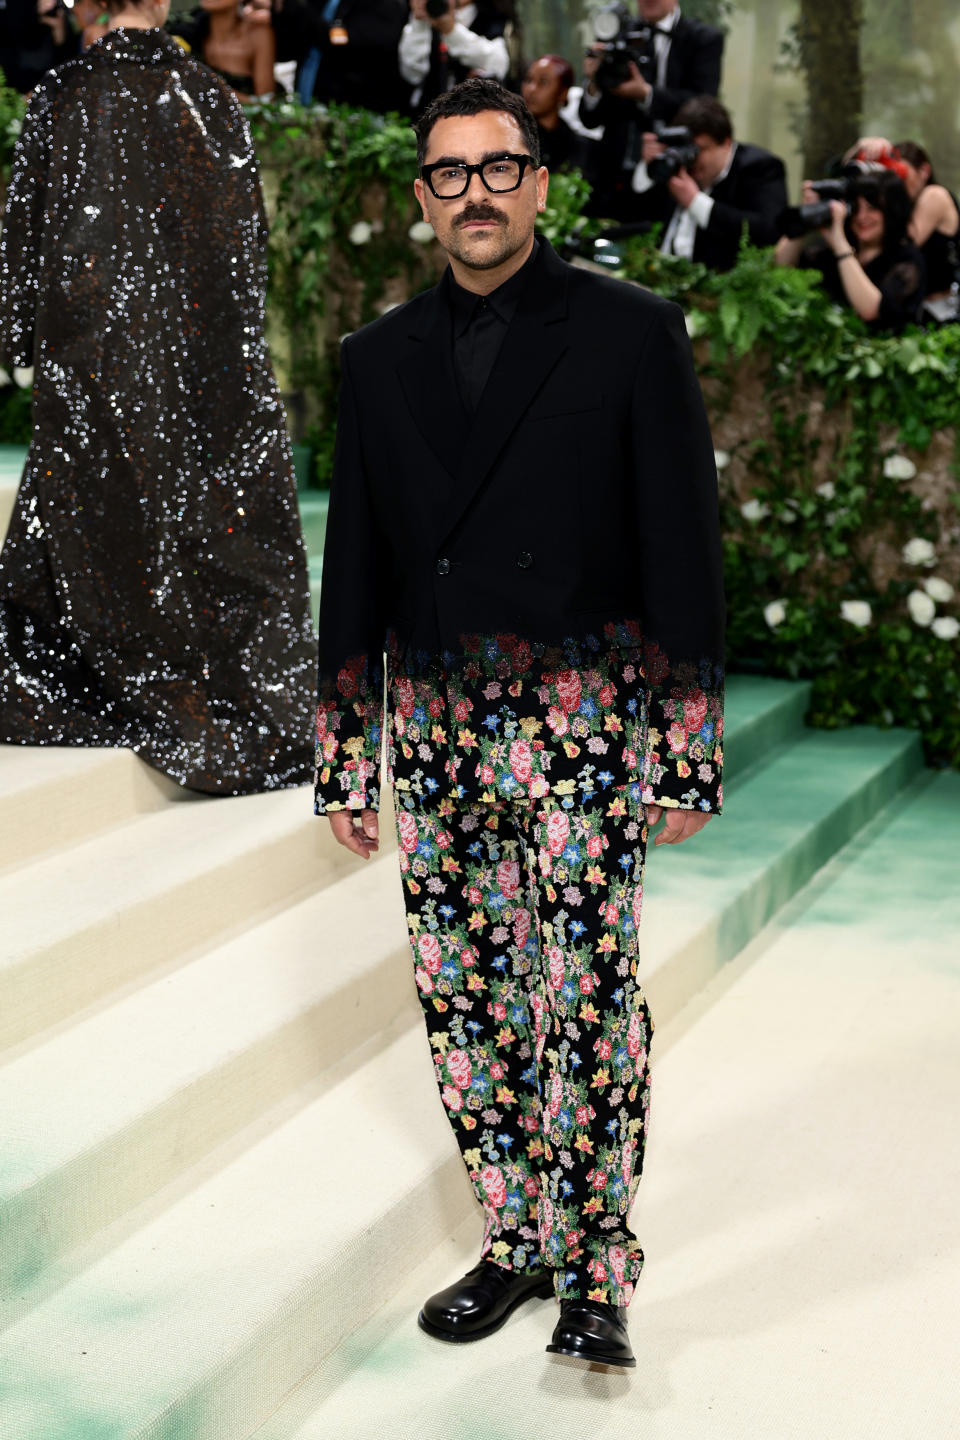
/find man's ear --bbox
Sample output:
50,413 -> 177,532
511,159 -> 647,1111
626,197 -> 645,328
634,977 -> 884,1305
413,177 -> 430,223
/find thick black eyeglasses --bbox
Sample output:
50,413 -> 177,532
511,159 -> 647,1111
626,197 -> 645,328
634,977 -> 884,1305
420,153 -> 537,199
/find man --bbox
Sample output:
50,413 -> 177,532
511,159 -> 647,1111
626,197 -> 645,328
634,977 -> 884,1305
579,0 -> 723,221
521,53 -> 595,174
315,78 -> 723,1369
399,0 -> 512,114
633,96 -> 788,269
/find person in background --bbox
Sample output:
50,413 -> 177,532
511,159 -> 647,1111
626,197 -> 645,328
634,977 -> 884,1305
849,137 -> 959,301
0,0 -> 78,93
72,0 -> 111,50
521,53 -> 594,174
632,96 -> 787,269
579,0 -> 723,220
400,0 -> 511,114
0,0 -> 315,792
775,171 -> 925,332
180,0 -> 276,101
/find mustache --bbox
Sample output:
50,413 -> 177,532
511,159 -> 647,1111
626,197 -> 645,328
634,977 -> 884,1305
455,203 -> 507,228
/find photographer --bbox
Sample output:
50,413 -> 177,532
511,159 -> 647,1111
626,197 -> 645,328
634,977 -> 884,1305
399,0 -> 512,114
775,171 -> 925,332
578,0 -> 723,220
631,96 -> 787,269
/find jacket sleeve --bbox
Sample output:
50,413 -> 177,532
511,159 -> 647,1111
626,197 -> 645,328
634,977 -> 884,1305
0,81 -> 53,372
314,341 -> 387,815
706,153 -> 789,251
632,302 -> 725,814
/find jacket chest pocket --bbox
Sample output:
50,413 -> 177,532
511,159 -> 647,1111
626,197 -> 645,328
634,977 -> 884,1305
525,386 -> 603,423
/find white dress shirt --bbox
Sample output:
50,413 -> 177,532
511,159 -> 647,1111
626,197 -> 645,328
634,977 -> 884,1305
633,141 -> 737,260
399,5 -> 510,99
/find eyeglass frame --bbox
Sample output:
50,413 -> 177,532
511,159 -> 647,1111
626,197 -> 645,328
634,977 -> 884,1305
419,152 -> 539,200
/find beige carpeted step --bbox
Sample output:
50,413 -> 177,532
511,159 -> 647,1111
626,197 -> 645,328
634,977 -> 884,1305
0,745 -> 186,873
0,784 -> 369,1053
0,1020 -> 469,1440
0,853 -> 413,1299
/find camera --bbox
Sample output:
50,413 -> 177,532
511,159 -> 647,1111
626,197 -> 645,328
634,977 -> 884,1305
648,123 -> 699,185
425,0 -> 449,17
586,2 -> 655,92
779,161 -> 886,239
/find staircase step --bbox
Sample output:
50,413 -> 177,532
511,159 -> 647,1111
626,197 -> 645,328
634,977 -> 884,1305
637,724 -> 924,1025
256,771 -> 960,1440
0,745 -> 186,872
722,673 -> 810,781
0,1022 -> 469,1440
0,853 -> 413,1297
0,785 -> 366,1053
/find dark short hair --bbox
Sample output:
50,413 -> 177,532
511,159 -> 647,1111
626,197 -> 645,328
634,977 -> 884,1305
849,170 -> 914,250
529,54 -> 576,91
674,96 -> 733,145
414,78 -> 541,170
896,140 -> 936,184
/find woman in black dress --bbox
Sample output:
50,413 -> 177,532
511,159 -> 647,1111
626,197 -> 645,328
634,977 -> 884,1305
775,171 -> 925,333
0,0 -> 315,794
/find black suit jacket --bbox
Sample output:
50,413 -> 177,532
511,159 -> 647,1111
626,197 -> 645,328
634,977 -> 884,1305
315,240 -> 724,814
636,143 -> 788,270
579,15 -> 724,219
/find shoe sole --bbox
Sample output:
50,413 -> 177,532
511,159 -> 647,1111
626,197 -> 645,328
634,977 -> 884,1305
545,1342 -> 637,1369
417,1277 -> 555,1345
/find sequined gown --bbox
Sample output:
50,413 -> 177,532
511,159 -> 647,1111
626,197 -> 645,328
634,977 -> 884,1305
0,28 -> 315,794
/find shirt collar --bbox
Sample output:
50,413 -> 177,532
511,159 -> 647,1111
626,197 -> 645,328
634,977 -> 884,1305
657,7 -> 681,37
448,236 -> 541,334
707,140 -> 737,193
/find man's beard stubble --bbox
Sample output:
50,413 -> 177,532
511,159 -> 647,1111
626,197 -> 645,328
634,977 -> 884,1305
445,201 -> 527,271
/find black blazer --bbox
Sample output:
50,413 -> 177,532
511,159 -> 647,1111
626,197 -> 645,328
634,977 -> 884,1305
578,16 -> 724,218
316,240 -> 723,811
637,143 -> 789,270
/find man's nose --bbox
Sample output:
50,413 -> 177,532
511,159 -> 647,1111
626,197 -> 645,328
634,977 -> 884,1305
465,169 -> 490,201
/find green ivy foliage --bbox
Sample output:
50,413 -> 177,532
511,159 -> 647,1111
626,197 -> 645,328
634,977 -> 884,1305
614,234 -> 960,767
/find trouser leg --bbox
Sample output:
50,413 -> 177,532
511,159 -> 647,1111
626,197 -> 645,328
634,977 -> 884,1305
393,793 -> 546,1274
527,793 -> 652,1308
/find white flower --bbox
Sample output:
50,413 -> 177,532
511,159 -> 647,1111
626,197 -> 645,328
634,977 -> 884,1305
408,220 -> 435,244
13,366 -> 33,388
840,600 -> 872,628
6,118 -> 20,139
713,449 -> 730,471
763,600 -> 787,628
923,576 -> 954,603
883,454 -> 917,481
932,616 -> 960,640
740,498 -> 770,522
0,367 -> 10,388
348,221 -> 373,245
815,480 -> 836,500
902,537 -> 936,566
907,589 -> 936,626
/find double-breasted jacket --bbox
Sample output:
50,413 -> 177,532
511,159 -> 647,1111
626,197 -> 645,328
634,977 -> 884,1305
314,240 -> 724,817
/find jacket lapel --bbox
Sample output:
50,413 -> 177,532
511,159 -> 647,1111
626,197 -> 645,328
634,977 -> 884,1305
397,275 -> 467,483
437,241 -> 570,544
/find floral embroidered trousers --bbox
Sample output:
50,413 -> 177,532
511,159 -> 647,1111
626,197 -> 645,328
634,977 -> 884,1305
394,786 -> 653,1308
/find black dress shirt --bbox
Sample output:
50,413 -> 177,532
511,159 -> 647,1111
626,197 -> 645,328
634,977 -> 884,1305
448,238 -> 540,413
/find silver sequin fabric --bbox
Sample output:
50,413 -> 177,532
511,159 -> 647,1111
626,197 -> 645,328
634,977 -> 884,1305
0,28 -> 315,794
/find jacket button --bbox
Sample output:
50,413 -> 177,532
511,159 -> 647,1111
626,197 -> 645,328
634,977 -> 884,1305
516,551 -> 534,569
435,557 -> 451,576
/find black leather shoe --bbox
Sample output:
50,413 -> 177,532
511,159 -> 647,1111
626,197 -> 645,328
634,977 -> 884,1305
418,1259 -> 554,1343
546,1298 -> 636,1368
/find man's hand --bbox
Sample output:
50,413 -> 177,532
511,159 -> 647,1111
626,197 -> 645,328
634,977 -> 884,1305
37,0 -> 67,42
412,0 -> 455,33
328,808 -> 380,860
646,804 -> 713,846
641,131 -> 665,165
667,167 -> 700,209
611,61 -> 651,105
